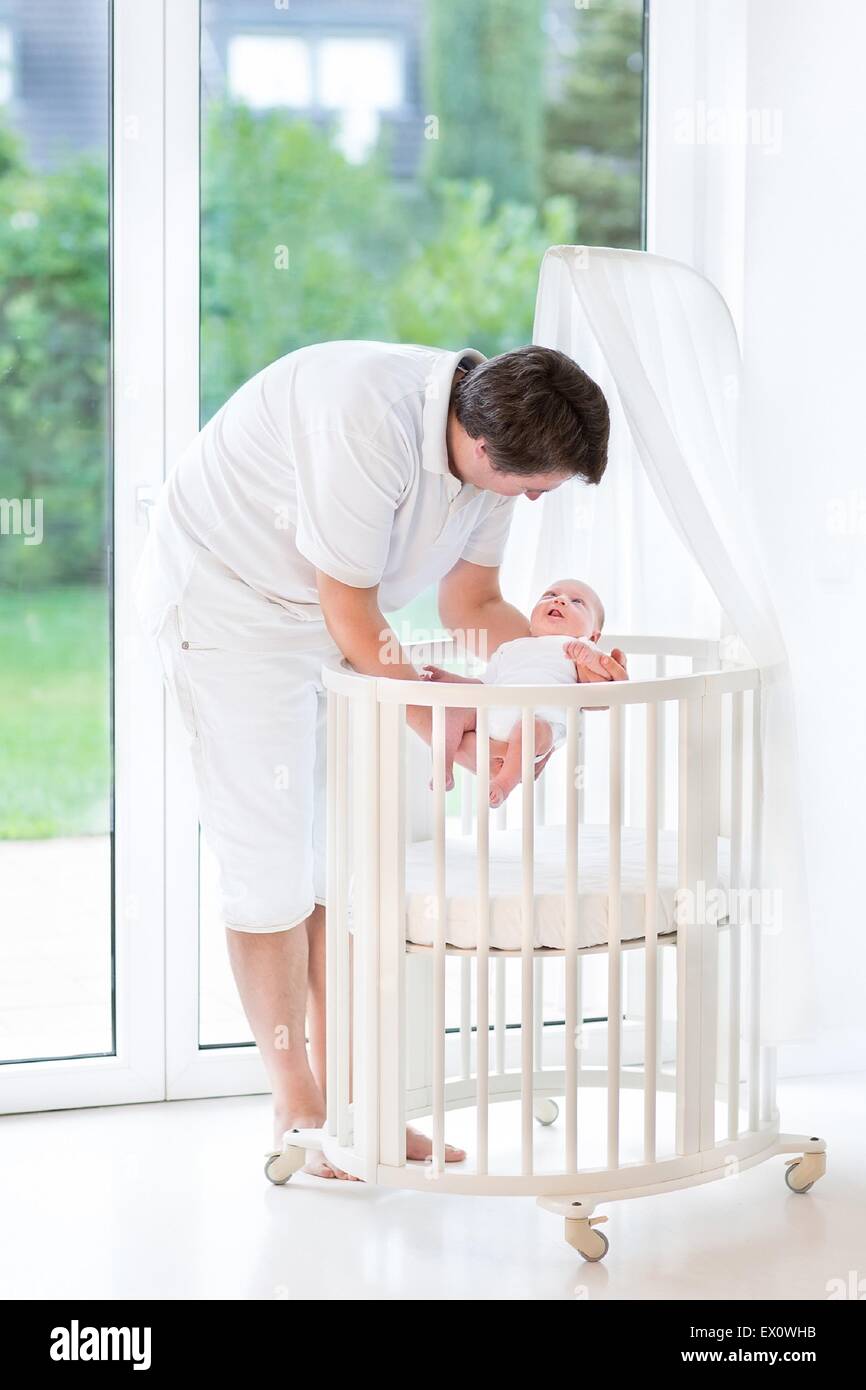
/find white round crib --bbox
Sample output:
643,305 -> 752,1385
265,634 -> 826,1262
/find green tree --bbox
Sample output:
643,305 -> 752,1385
544,0 -> 644,248
422,0 -> 545,207
0,121 -> 109,588
391,180 -> 574,354
200,105 -> 408,419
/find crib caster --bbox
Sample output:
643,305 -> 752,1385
263,1146 -> 306,1185
784,1151 -> 826,1194
565,1215 -> 609,1262
534,1098 -> 559,1127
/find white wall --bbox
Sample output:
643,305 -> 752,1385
649,0 -> 866,1073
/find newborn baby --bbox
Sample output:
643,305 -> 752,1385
424,578 -> 607,807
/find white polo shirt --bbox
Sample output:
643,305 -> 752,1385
135,340 -> 516,636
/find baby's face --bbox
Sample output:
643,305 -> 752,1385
529,579 -> 603,640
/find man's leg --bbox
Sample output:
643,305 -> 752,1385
226,917 -> 359,1180
302,909 -> 465,1164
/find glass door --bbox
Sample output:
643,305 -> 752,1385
0,0 -> 165,1113
191,0 -> 646,1075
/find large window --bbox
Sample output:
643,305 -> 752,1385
0,0 -> 112,1065
198,0 -> 646,1046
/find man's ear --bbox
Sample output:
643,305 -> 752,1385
473,435 -> 487,461
591,628 -> 601,642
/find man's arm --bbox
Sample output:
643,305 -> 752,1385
315,571 -> 474,783
438,558 -> 529,659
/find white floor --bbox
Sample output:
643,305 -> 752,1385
1,1072 -> 863,1301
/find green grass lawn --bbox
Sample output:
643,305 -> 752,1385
0,586 -> 110,840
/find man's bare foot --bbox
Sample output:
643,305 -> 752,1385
406,1124 -> 467,1163
302,1155 -> 362,1181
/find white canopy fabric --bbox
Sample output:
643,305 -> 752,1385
510,245 -> 814,1042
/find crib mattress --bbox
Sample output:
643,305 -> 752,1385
404,823 -> 731,951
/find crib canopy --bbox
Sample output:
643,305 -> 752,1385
525,246 -> 814,1042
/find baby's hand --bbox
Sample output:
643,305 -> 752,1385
565,639 -> 608,679
420,664 -> 481,685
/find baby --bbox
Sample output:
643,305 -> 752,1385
424,578 -> 607,807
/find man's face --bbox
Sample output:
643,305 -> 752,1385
529,580 -> 602,639
449,422 -> 569,500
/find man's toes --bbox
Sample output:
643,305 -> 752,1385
302,1158 -> 360,1181
303,1158 -> 335,1178
444,1143 -> 467,1163
489,783 -> 505,807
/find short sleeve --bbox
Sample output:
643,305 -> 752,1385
481,647 -> 502,684
293,430 -> 410,589
460,495 -> 516,567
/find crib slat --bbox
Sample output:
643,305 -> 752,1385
495,957 -> 506,1074
326,691 -> 351,1144
521,706 -> 535,1176
748,686 -> 763,1131
460,958 -> 472,1079
475,707 -> 491,1175
698,692 -> 721,1152
432,704 -> 447,1174
576,711 -> 586,825
607,705 -> 623,1168
358,686 -> 381,1176
534,960 -> 544,1072
534,769 -> 546,829
728,691 -> 744,1139
676,697 -> 703,1156
655,655 -> 667,828
565,706 -> 580,1170
378,701 -> 407,1168
351,684 -> 380,1177
643,700 -> 659,1163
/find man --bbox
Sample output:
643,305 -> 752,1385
135,339 -> 627,1177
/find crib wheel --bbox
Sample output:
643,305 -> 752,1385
784,1161 -> 813,1194
784,1153 -> 825,1194
264,1146 -> 306,1185
565,1215 -> 609,1262
534,1098 -> 559,1127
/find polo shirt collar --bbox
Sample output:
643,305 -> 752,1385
421,347 -> 486,491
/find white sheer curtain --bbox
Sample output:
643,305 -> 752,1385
502,245 -> 814,1042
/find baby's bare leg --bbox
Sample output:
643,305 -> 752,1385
489,718 -> 554,807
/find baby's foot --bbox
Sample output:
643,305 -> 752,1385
489,779 -> 508,808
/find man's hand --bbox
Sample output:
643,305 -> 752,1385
569,644 -> 628,712
570,645 -> 629,685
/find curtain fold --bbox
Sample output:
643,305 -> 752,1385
507,245 -> 814,1042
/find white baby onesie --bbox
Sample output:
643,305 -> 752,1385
482,634 -> 594,745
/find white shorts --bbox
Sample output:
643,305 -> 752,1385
151,552 -> 342,933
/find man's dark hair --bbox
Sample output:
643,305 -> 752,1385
452,345 -> 609,484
